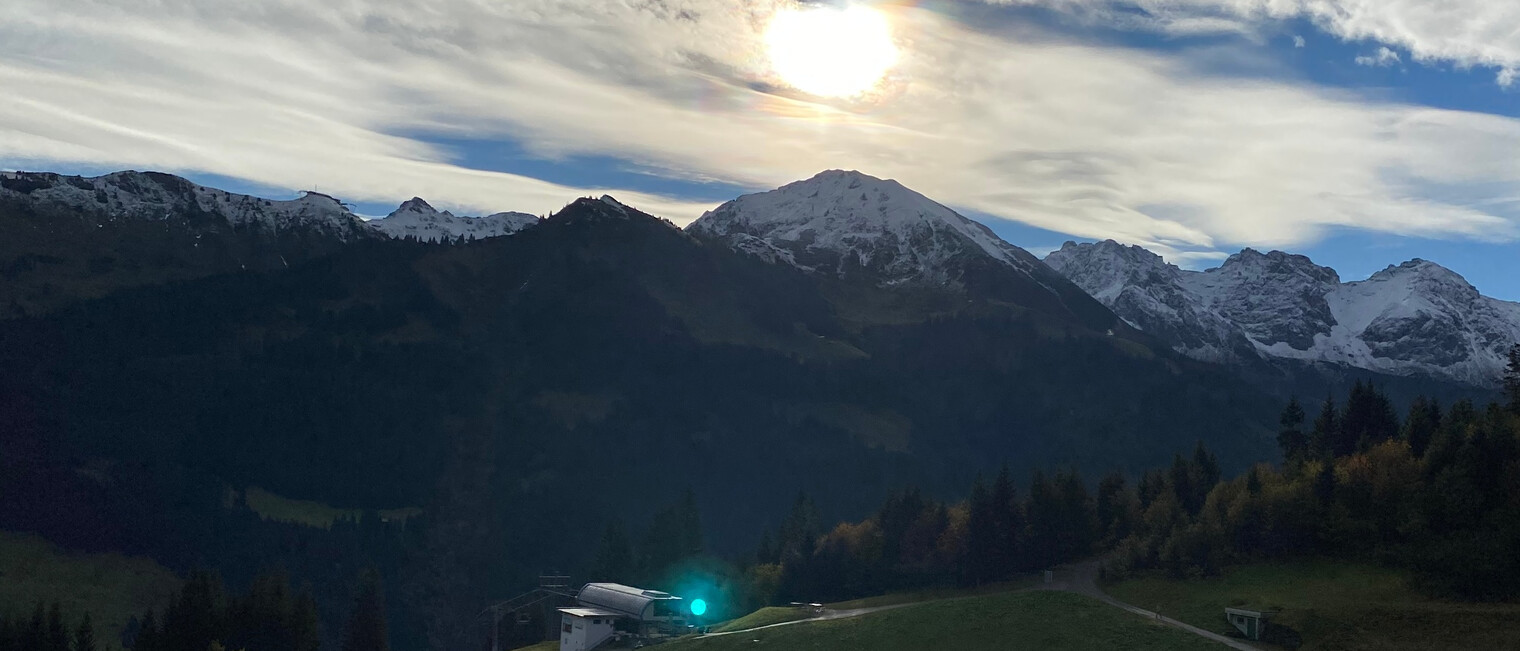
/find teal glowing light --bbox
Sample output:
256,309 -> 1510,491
690,598 -> 707,617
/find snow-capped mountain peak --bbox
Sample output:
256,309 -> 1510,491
0,170 -> 374,239
366,198 -> 538,243
1045,240 -> 1254,361
687,170 -> 1045,282
1046,241 -> 1520,387
686,170 -> 1120,331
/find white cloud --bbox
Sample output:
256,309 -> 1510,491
1293,35 -> 1306,48
990,0 -> 1520,85
2,0 -> 1519,260
1355,47 -> 1402,67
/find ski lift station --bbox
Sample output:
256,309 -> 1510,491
558,583 -> 693,651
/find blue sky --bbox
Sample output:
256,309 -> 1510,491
3,0 -> 1519,299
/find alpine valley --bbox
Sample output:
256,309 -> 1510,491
0,168 -> 1510,649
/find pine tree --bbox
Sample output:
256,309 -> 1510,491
291,590 -> 321,651
755,530 -> 778,565
73,613 -> 96,651
1023,471 -> 1061,570
989,466 -> 1020,578
1341,381 -> 1399,453
1245,466 -> 1262,495
46,602 -> 68,651
964,476 -> 997,584
0,614 -> 13,651
1192,441 -> 1221,493
591,519 -> 634,582
1169,453 -> 1199,516
1313,456 -> 1337,504
1277,396 -> 1308,464
678,488 -> 704,558
1136,469 -> 1164,510
1055,469 -> 1095,559
778,493 -> 821,563
1401,397 -> 1442,458
341,570 -> 389,651
1095,471 -> 1131,546
133,611 -> 159,651
1310,394 -> 1340,457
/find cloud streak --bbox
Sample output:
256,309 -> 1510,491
2,0 -> 1519,265
990,0 -> 1520,84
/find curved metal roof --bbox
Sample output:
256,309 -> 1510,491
576,583 -> 680,620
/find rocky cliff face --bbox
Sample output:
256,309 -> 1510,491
1046,241 -> 1520,387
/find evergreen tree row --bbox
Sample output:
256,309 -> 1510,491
733,457 -> 1186,604
128,568 -> 388,651
0,602 -> 95,651
587,489 -> 705,587
1107,345 -> 1520,600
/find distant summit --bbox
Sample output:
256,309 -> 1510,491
367,196 -> 538,243
0,170 -> 375,240
1046,240 -> 1520,387
689,170 -> 1046,281
687,170 -> 1120,331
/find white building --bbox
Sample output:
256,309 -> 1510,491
557,607 -> 621,651
557,583 -> 689,651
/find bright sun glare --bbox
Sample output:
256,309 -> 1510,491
765,3 -> 899,98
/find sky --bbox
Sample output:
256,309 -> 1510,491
2,0 -> 1519,298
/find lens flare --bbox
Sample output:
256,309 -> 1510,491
765,4 -> 899,98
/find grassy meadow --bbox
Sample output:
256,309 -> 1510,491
668,591 -> 1226,651
0,531 -> 180,650
1106,561 -> 1520,650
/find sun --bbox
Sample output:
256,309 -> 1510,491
765,3 -> 899,98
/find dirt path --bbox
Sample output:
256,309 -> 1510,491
1043,561 -> 1263,651
705,561 -> 1261,650
699,602 -> 921,638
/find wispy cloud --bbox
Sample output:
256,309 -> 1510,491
1356,47 -> 1402,67
987,0 -> 1520,85
2,0 -> 1519,259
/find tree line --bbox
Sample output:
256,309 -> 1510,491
715,345 -> 1520,608
727,452 -> 1218,604
0,602 -> 95,651
1107,346 -> 1520,600
125,569 -> 388,651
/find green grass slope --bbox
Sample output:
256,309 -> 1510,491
0,531 -> 180,649
1106,561 -> 1520,651
670,591 -> 1226,651
241,486 -> 422,529
711,606 -> 817,633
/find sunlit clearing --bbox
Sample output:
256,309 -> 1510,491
765,4 -> 899,98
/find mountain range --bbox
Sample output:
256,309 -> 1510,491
1045,241 -> 1520,387
3,164 -> 1511,649
6,168 -> 1515,389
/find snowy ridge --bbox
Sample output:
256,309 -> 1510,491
367,197 -> 538,243
0,170 -> 374,240
687,170 -> 1048,285
1,170 -> 541,244
1047,241 -> 1520,387
1045,241 -> 1255,362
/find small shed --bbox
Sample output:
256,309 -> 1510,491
1224,606 -> 1276,641
557,607 -> 621,651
